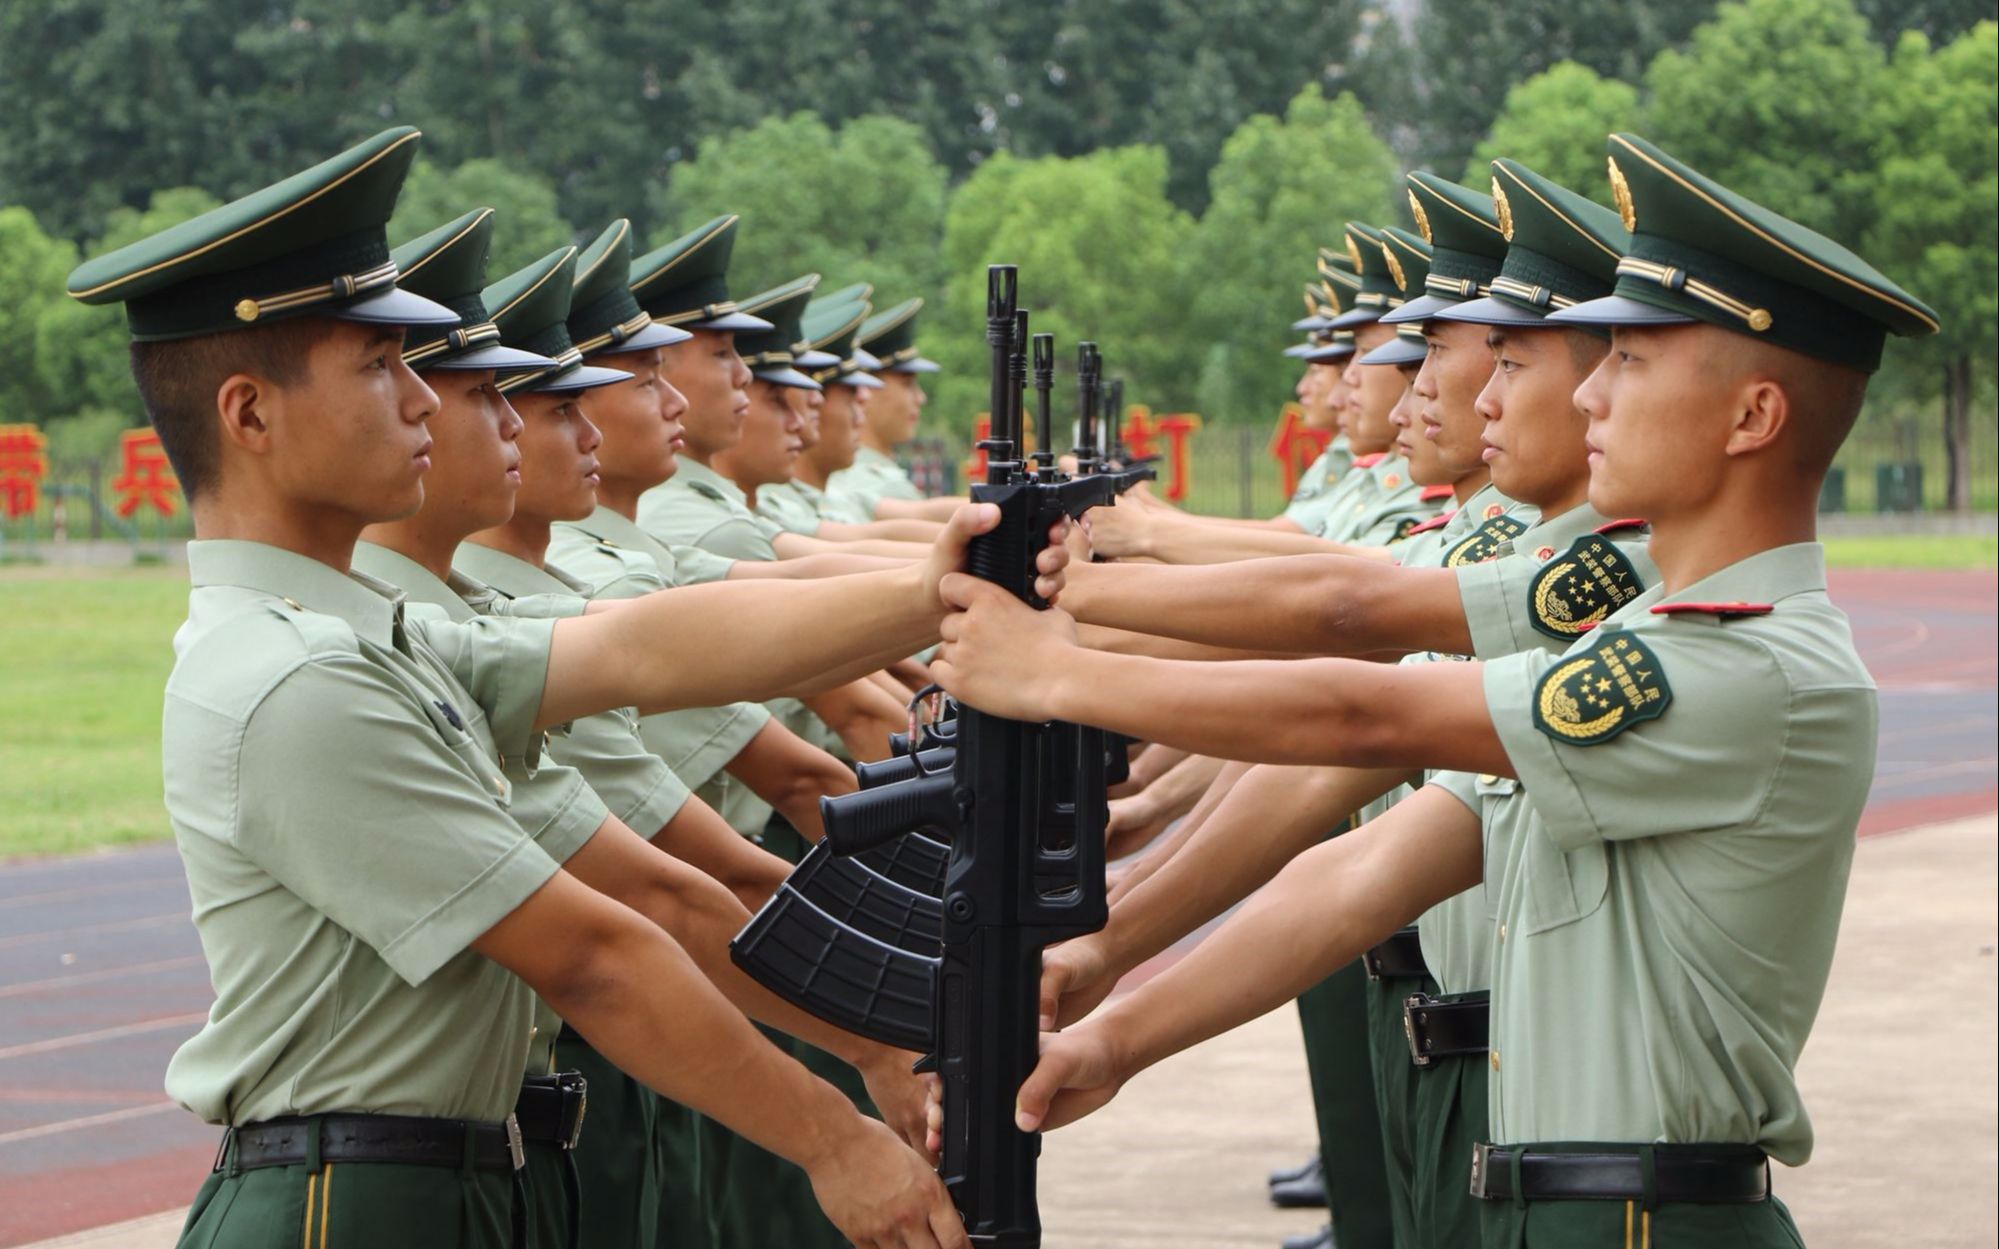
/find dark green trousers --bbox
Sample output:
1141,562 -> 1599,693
521,1141 -> 575,1249
177,1158 -> 515,1248
1481,1187 -> 1805,1249
1296,959 -> 1396,1249
1409,1022 -> 1487,1249
653,1097 -> 712,1249
558,1034 -> 662,1249
1363,965 -> 1438,1247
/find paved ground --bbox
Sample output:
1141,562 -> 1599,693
1,568 -> 1992,1247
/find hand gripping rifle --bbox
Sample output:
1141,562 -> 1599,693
732,265 -> 1118,1245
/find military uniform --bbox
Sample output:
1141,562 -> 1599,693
823,296 -> 940,516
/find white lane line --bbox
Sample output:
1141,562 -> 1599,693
0,956 -> 208,1000
0,1100 -> 182,1146
0,912 -> 187,951
0,876 -> 187,909
0,1013 -> 209,1063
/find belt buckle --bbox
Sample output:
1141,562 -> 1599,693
1468,1142 -> 1494,1200
1402,993 -> 1433,1068
1361,948 -> 1383,981
503,1113 -> 525,1171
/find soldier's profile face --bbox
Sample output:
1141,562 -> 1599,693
584,348 -> 682,490
870,372 -> 925,443
1414,319 -> 1494,476
509,390 -> 602,523
1577,324 -> 1726,520
286,321 -> 438,524
786,384 -> 824,450
663,329 -> 751,458
729,380 -> 803,489
415,367 -> 521,534
1477,326 -> 1597,509
809,385 -> 862,472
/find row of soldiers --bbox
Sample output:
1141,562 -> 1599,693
64,108 -> 1931,1249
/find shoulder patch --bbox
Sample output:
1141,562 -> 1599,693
1418,484 -> 1454,502
1407,511 -> 1454,536
1650,601 -> 1773,619
1444,515 -> 1529,567
1533,633 -> 1672,746
1593,517 -> 1650,536
1388,516 -> 1421,542
1528,535 -> 1649,639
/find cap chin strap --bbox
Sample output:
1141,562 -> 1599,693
233,260 -> 400,323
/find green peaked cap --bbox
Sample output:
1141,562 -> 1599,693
68,126 -> 456,341
857,297 -> 940,374
1327,223 -> 1401,329
802,297 -> 884,388
1383,173 -> 1507,324
1363,229 -> 1435,365
485,246 -> 632,395
736,274 -> 826,390
1435,161 -> 1630,335
1546,133 -> 1937,372
391,209 -> 560,372
818,281 -> 874,308
569,219 -> 691,357
627,214 -> 774,332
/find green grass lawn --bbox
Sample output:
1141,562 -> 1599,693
1822,533 -> 1997,569
0,567 -> 185,859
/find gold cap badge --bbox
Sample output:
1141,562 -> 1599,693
1408,190 -> 1432,244
1607,156 -> 1636,233
1491,178 -> 1514,241
1345,233 -> 1364,272
1380,243 -> 1407,291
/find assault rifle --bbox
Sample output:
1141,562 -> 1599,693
732,264 -> 1118,1245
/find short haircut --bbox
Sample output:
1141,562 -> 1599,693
1563,328 -> 1610,374
127,317 -> 338,500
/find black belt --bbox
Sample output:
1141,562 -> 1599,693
1470,1143 -> 1771,1204
1403,990 -> 1488,1068
513,1072 -> 589,1150
1362,927 -> 1428,980
222,1112 -> 525,1175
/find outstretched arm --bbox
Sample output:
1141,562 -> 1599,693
1012,785 -> 1481,1134
1060,555 -> 1469,657
933,575 -> 1507,777
875,495 -> 971,523
1083,502 -> 1394,566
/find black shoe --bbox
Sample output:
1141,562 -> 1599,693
1268,1158 -> 1327,1208
1267,1152 -> 1319,1188
1281,1224 -> 1333,1249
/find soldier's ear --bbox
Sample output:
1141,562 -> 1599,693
1722,375 -> 1789,459
215,371 -> 279,457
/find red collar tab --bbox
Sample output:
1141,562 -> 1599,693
1651,602 -> 1774,619
1593,518 -> 1649,536
1407,511 -> 1454,535
1418,484 -> 1455,502
1352,452 -> 1388,469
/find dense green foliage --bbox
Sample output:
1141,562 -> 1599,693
0,0 -> 1991,505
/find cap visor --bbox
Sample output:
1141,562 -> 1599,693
1282,342 -> 1313,358
688,310 -> 775,332
752,365 -> 823,391
795,348 -> 843,370
423,343 -> 561,372
533,363 -> 636,393
888,356 -> 942,374
616,321 -> 693,350
1327,307 -> 1383,330
1431,296 -> 1548,327
1303,344 -> 1356,364
1360,338 -> 1428,366
1380,293 -> 1464,325
1291,314 -> 1332,331
331,286 -> 461,328
1544,294 -> 1698,328
849,347 -> 886,372
839,371 -> 886,390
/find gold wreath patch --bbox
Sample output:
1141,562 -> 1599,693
1533,633 -> 1671,746
1444,514 -> 1528,567
1528,535 -> 1648,639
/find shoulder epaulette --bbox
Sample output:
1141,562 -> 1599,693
1594,518 -> 1650,536
1351,452 -> 1387,469
1418,484 -> 1454,502
1650,602 -> 1773,619
1406,511 -> 1454,535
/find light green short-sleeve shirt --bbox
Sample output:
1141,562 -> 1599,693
756,479 -> 828,536
1476,543 -> 1872,1163
814,482 -> 877,526
825,445 -> 924,517
552,503 -> 735,590
163,542 -> 575,1126
636,458 -> 785,563
1456,506 -> 1659,659
1317,452 -> 1407,542
1279,439 -> 1348,531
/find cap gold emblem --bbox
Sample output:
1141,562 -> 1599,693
1491,178 -> 1514,241
1747,308 -> 1773,332
1380,243 -> 1407,292
1345,233 -> 1364,272
1408,190 -> 1432,244
1607,157 -> 1637,233
233,299 -> 261,323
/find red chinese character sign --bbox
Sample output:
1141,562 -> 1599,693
113,427 -> 181,518
1121,405 -> 1201,503
1268,402 -> 1332,496
0,424 -> 49,520
964,413 -> 993,483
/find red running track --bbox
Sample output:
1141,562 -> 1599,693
0,568 -> 1990,1245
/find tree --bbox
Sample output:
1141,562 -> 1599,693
1644,0 -> 1889,243
1865,23 -> 1999,510
656,113 -> 949,305
0,207 -> 79,424
389,159 -> 577,276
929,146 -> 1196,432
1181,87 -> 1398,424
1464,63 -> 1641,205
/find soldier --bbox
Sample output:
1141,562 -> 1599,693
69,126 -> 1073,1249
825,297 -> 970,523
939,132 -> 1935,1249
